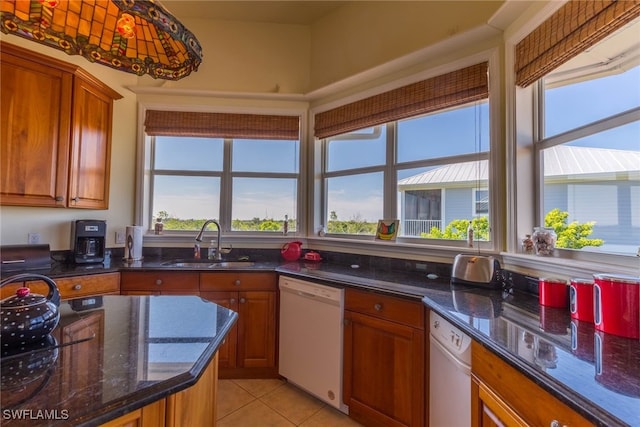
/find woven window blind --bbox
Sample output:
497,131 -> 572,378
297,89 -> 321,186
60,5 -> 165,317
314,62 -> 489,139
144,111 -> 300,140
515,0 -> 640,88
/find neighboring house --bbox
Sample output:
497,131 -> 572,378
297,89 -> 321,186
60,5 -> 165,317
398,146 -> 640,250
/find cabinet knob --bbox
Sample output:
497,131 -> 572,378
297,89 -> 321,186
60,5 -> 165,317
240,298 -> 246,304
71,196 -> 80,202
549,421 -> 566,427
374,303 -> 383,311
73,284 -> 82,291
234,279 -> 241,286
230,298 -> 236,304
55,196 -> 64,202
155,279 -> 163,285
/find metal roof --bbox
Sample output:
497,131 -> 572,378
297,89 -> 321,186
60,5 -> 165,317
398,146 -> 640,189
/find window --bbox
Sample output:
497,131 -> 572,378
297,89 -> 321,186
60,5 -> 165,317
535,19 -> 640,256
322,99 -> 491,242
144,111 -> 301,234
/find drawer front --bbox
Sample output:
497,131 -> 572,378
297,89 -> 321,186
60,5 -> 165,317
55,272 -> 120,299
472,341 -> 593,427
120,272 -> 199,292
200,272 -> 276,291
1,273 -> 120,300
345,288 -> 424,329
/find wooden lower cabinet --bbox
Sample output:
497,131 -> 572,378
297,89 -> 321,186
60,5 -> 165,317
119,271 -> 199,295
343,288 -> 425,427
0,272 -> 120,300
101,353 -> 218,427
471,341 -> 592,427
200,272 -> 277,378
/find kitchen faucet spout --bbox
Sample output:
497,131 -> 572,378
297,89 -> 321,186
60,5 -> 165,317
195,219 -> 222,261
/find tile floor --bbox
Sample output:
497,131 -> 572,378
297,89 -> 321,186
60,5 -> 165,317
216,379 -> 364,426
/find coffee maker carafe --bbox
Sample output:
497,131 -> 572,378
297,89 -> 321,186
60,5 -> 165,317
71,220 -> 106,264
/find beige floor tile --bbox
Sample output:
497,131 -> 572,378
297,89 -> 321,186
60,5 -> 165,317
217,399 -> 296,427
233,378 -> 286,398
260,383 -> 325,425
216,379 -> 257,420
300,406 -> 363,427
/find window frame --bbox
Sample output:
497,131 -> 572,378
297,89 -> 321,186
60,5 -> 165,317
313,52 -> 504,253
135,105 -> 307,242
504,8 -> 640,277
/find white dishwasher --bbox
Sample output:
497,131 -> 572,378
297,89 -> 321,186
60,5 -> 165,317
278,276 -> 348,414
429,310 -> 472,427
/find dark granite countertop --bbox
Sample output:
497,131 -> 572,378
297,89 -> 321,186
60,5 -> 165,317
2,252 -> 638,427
0,295 -> 238,426
276,262 -> 640,427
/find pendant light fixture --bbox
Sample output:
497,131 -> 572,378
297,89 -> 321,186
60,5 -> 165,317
1,0 -> 203,80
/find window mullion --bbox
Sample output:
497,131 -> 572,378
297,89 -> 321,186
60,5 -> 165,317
220,139 -> 233,231
384,122 -> 397,220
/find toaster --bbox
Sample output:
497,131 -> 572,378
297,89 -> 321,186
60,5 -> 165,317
451,254 -> 503,289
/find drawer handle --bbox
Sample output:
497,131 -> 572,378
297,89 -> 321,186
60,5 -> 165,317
374,303 -> 383,311
155,279 -> 163,285
240,298 -> 246,304
234,279 -> 241,286
73,284 -> 82,291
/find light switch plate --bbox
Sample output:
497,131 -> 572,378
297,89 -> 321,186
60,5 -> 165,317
28,233 -> 41,244
115,230 -> 125,244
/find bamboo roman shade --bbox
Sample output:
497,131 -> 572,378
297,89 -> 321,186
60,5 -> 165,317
314,62 -> 489,139
515,0 -> 640,88
144,111 -> 300,140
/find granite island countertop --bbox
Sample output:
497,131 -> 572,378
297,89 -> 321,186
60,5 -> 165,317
0,295 -> 238,427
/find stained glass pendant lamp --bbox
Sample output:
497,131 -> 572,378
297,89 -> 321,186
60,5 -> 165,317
0,0 -> 203,80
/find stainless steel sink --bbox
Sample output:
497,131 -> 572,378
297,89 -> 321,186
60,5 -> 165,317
161,260 -> 255,268
208,261 -> 255,269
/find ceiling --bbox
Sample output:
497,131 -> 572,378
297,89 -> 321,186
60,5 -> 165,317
161,1 -> 347,25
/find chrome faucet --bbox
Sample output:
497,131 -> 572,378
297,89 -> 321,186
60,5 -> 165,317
195,219 -> 222,261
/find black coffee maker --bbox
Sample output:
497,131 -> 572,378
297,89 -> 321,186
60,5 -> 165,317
71,220 -> 106,264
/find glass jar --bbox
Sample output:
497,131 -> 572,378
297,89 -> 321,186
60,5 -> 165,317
522,234 -> 535,254
532,227 -> 557,256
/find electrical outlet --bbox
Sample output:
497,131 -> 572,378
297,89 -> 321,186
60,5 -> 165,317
28,233 -> 41,244
115,230 -> 125,244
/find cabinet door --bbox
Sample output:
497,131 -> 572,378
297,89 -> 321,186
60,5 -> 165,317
100,399 -> 166,427
344,310 -> 425,427
472,378 -> 529,427
200,291 -> 238,369
237,291 -> 276,369
67,76 -> 115,209
0,47 -> 72,207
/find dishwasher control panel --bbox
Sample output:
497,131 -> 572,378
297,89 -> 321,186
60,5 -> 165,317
430,311 -> 471,355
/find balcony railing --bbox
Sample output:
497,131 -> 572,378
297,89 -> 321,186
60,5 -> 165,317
401,219 -> 442,237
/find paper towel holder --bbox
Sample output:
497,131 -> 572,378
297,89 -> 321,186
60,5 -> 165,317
123,225 -> 144,262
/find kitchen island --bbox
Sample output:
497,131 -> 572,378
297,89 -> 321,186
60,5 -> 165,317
0,295 -> 237,426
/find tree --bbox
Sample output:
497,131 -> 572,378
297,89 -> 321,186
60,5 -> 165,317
544,208 -> 603,249
422,217 -> 490,240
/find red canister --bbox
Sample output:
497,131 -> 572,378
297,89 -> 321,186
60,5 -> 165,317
593,274 -> 640,339
569,278 -> 595,323
539,278 -> 568,308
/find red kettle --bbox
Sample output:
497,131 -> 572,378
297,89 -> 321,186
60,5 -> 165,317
281,241 -> 303,261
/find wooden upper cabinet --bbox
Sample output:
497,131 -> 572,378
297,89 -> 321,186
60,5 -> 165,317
0,42 -> 122,209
